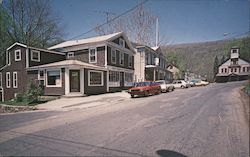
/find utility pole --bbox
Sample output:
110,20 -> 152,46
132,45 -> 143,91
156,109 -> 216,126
155,17 -> 159,47
95,10 -> 116,34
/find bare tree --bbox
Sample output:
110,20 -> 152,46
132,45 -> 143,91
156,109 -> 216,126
95,2 -> 160,46
2,0 -> 64,48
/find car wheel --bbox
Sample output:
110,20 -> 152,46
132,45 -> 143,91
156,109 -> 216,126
131,94 -> 135,98
181,85 -> 184,88
144,91 -> 149,97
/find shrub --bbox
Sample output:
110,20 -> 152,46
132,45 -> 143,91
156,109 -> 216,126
26,82 -> 43,104
15,93 -> 24,102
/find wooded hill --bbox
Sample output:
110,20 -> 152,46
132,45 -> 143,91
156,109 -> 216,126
162,37 -> 250,82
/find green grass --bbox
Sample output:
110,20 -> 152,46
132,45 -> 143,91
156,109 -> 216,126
3,96 -> 59,106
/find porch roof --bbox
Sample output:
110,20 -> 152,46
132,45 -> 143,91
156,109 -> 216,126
27,60 -> 107,71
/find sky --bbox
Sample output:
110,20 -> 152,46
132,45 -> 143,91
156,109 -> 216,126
50,0 -> 249,44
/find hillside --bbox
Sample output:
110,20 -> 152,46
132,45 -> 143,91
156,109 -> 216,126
162,37 -> 250,81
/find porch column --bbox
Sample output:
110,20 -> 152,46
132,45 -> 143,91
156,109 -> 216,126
80,69 -> 84,94
65,68 -> 70,95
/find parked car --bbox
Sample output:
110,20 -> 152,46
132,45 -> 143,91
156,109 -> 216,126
155,80 -> 175,92
192,79 -> 209,86
186,81 -> 195,87
128,81 -> 161,98
172,80 -> 188,88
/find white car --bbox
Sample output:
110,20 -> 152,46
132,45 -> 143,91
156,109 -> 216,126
155,80 -> 175,92
172,80 -> 188,88
192,79 -> 209,86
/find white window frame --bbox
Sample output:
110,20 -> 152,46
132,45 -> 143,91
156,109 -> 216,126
128,55 -> 132,67
46,69 -> 62,87
111,48 -> 116,64
0,72 -> 2,88
31,50 -> 40,62
67,52 -> 74,59
14,49 -> 21,61
108,71 -> 120,87
13,72 -> 18,88
119,38 -> 125,48
119,52 -> 124,66
6,72 -> 11,88
88,70 -> 104,86
89,48 -> 97,63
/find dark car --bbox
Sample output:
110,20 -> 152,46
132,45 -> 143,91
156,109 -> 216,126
128,81 -> 161,98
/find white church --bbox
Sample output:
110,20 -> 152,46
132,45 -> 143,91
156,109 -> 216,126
216,47 -> 250,82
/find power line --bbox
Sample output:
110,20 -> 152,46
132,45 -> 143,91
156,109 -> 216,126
67,0 -> 149,40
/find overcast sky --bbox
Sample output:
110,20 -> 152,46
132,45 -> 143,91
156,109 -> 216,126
50,0 -> 249,44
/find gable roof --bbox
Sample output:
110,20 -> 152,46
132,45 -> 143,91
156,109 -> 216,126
48,32 -> 135,53
27,60 -> 107,71
7,42 -> 27,51
219,58 -> 250,67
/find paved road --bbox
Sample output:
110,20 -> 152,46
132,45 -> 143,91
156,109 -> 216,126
0,81 -> 249,157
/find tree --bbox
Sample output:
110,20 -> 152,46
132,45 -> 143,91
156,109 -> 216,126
95,2 -> 163,46
220,55 -> 225,65
0,0 -> 64,52
213,55 -> 219,79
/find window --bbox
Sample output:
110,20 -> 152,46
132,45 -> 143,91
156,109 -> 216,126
31,50 -> 40,62
88,70 -> 103,86
119,38 -> 125,47
6,72 -> 11,88
232,49 -> 237,53
242,67 -> 246,72
111,48 -> 116,64
221,68 -> 224,73
124,73 -> 133,86
109,71 -> 120,87
234,68 -> 237,72
89,48 -> 97,63
15,49 -> 21,61
13,72 -> 18,88
0,73 -> 2,87
67,52 -> 74,58
119,52 -> 124,65
47,70 -> 61,87
109,71 -> 120,82
231,68 -> 233,73
247,67 -> 250,72
128,55 -> 132,67
38,70 -> 45,86
225,68 -> 227,73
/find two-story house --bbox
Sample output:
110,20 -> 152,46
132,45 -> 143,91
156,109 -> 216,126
167,64 -> 182,80
133,44 -> 172,82
216,47 -> 250,82
0,32 -> 135,102
0,43 -> 66,101
47,32 -> 135,93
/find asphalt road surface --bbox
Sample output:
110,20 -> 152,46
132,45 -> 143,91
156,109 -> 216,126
0,81 -> 249,157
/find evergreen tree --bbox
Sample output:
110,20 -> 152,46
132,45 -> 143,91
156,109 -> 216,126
213,55 -> 219,79
220,55 -> 225,65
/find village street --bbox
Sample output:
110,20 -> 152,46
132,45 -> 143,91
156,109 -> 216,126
0,81 -> 249,157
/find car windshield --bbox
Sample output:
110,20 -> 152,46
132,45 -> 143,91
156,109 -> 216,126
134,82 -> 150,87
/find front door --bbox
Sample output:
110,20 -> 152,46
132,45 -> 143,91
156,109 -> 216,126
70,70 -> 80,92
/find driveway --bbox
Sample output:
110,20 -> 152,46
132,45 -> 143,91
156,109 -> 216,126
0,81 -> 249,157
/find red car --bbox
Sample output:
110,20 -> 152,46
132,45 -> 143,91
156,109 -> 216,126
128,81 -> 161,98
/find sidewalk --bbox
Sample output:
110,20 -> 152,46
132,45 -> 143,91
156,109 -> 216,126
37,91 -> 131,111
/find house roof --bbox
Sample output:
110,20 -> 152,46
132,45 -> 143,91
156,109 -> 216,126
7,42 -> 27,50
219,58 -> 250,67
27,60 -> 107,71
48,32 -> 135,52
